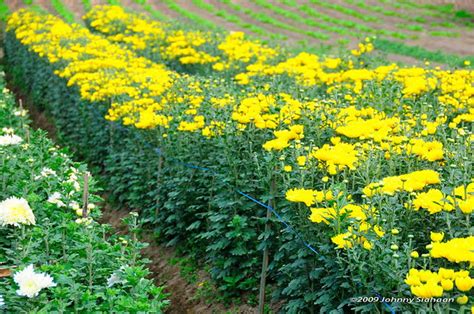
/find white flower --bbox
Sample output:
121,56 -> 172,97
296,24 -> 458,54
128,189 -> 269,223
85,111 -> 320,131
69,201 -> 80,211
75,217 -> 93,225
35,168 -> 57,180
0,294 -> 4,307
0,134 -> 22,146
14,264 -> 56,298
41,168 -> 57,177
13,109 -> 27,117
2,127 -> 14,134
0,197 -> 35,226
47,192 -> 65,208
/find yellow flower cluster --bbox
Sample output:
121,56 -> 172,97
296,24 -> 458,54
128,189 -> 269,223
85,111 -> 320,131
7,9 -> 177,131
285,188 -> 333,207
413,189 -> 454,214
309,204 -> 372,224
413,181 -> 473,215
405,139 -> 444,161
285,187 -> 384,250
330,223 -> 384,250
85,6 -> 277,72
350,40 -> 374,56
231,94 -> 278,129
85,7 -> 474,103
262,125 -> 304,151
310,139 -> 359,175
405,268 -> 473,298
363,170 -> 441,196
430,236 -> 474,264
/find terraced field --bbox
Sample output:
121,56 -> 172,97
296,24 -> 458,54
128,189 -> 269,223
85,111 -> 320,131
2,0 -> 474,66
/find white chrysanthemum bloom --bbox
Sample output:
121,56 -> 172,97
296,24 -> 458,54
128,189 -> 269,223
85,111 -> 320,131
2,127 -> 14,134
47,192 -> 65,208
75,217 -> 93,225
69,201 -> 80,211
0,134 -> 22,146
0,197 -> 35,226
40,168 -> 57,177
0,294 -> 4,307
35,168 -> 57,180
13,109 -> 27,117
14,265 -> 56,298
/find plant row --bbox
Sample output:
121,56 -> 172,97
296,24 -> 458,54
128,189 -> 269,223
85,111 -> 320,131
0,73 -> 169,312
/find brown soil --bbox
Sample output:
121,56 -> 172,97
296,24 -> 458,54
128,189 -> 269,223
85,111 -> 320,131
235,0 -> 335,43
207,0 -> 310,44
62,0 -> 86,22
174,0 -> 251,34
341,0 -> 474,55
297,0 -> 419,41
5,0 -> 23,12
148,1 -> 185,21
118,0 -> 145,14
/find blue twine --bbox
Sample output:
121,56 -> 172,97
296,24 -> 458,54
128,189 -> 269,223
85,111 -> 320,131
103,111 -> 394,313
236,190 -> 321,256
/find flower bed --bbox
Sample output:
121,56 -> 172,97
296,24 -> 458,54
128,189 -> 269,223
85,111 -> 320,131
0,73 -> 169,312
4,8 -> 473,312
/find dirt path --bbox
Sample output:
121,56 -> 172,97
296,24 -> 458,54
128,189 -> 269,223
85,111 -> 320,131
101,206 -> 259,314
174,0 -> 252,34
149,1 -> 185,20
62,0 -> 86,22
207,0 -> 312,44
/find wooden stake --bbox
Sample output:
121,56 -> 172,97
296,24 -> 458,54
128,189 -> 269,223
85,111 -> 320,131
258,205 -> 272,314
259,177 -> 275,314
82,172 -> 89,218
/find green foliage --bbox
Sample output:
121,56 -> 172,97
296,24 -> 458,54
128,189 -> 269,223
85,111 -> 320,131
253,0 -> 348,36
397,23 -> 424,32
164,0 -> 218,30
50,0 -> 75,23
192,0 -> 285,40
429,30 -> 460,38
222,0 -> 329,40
0,73 -> 169,312
310,0 -> 379,23
81,0 -> 91,12
0,0 -> 9,21
141,3 -> 168,21
374,38 -> 474,67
